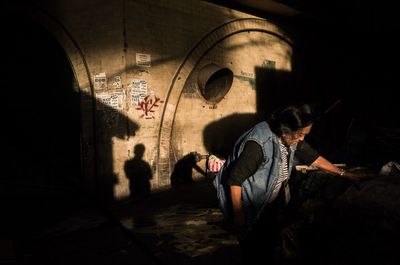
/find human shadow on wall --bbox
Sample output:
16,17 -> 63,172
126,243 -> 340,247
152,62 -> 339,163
203,114 -> 262,158
170,152 -> 207,186
93,93 -> 139,203
124,144 -> 152,201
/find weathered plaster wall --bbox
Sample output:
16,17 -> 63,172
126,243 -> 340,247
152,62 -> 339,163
13,0 -> 292,201
172,30 -> 292,181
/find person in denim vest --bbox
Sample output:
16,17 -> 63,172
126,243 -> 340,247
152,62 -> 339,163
213,103 -> 363,265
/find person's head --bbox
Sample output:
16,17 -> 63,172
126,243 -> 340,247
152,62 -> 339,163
134,144 -> 145,158
268,103 -> 314,146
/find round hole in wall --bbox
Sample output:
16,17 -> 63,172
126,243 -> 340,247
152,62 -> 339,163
197,63 -> 233,103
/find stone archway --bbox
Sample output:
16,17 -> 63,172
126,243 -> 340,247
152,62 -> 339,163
157,18 -> 293,185
6,3 -> 97,193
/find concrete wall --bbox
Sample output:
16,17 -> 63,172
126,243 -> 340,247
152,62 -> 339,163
9,0 -> 292,201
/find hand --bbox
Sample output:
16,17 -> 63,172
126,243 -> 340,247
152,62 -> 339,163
233,210 -> 245,225
344,171 -> 361,182
230,211 -> 245,235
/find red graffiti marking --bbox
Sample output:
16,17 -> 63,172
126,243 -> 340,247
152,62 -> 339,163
136,95 -> 164,119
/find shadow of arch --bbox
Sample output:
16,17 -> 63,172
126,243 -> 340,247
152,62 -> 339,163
3,3 -> 139,203
157,18 -> 293,184
3,9 -> 82,189
4,2 -> 102,194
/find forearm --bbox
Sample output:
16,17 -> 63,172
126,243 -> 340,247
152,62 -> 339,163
230,185 -> 245,226
311,156 -> 346,176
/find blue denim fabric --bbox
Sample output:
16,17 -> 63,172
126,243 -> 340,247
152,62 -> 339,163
213,121 -> 297,237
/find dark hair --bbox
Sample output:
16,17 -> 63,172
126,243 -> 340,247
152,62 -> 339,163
268,103 -> 314,136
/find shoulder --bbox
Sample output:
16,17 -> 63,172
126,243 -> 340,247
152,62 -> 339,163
243,121 -> 275,147
251,121 -> 272,135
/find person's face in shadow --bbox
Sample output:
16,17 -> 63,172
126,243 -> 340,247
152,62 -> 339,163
134,144 -> 145,158
281,124 -> 312,146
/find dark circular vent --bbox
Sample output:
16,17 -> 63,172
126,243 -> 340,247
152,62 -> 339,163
197,63 -> 233,103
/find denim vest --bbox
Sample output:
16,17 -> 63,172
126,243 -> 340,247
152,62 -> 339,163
213,121 -> 297,237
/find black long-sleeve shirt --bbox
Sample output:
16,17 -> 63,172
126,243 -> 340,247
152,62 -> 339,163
227,141 -> 319,186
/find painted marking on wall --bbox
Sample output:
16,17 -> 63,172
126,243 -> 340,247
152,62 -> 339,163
240,70 -> 254,78
235,70 -> 256,90
235,61 -> 275,90
136,94 -> 164,119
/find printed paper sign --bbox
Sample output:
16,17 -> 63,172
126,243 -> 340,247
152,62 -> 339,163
112,76 -> 122,89
96,92 -> 123,111
131,79 -> 147,106
136,53 -> 151,67
94,72 -> 107,90
95,91 -> 124,127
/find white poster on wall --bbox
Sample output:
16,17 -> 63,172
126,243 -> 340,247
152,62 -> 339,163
112,76 -> 122,89
95,91 -> 124,127
136,53 -> 151,67
94,72 -> 107,90
131,79 -> 147,106
96,91 -> 124,111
